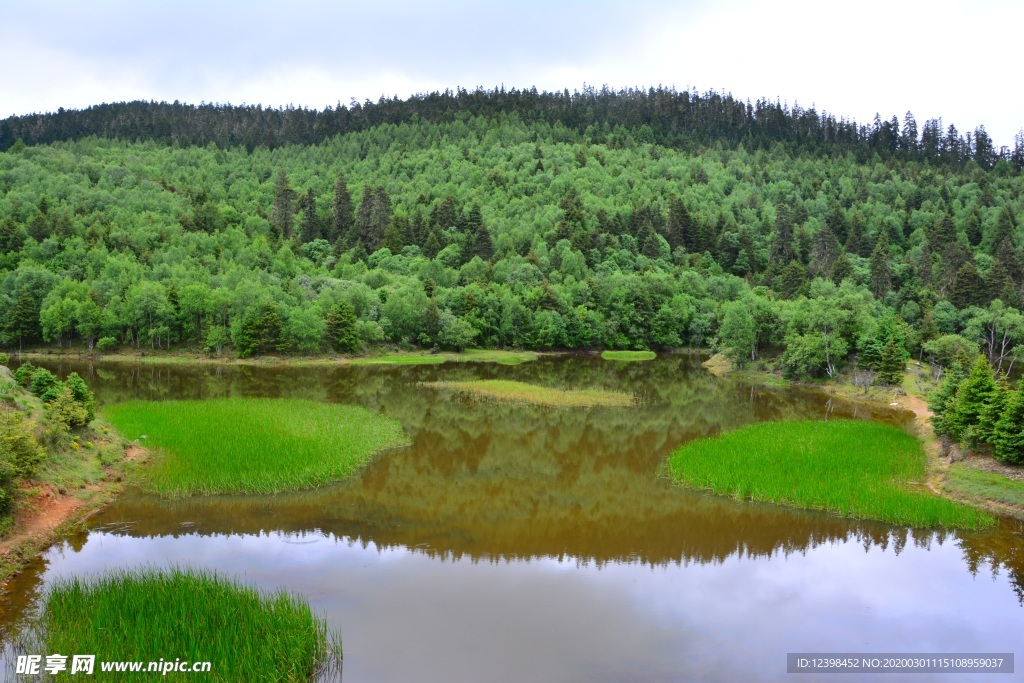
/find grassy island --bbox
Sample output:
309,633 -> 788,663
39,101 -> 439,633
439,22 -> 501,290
19,567 -> 340,682
421,380 -> 635,407
104,398 -> 408,497
667,420 -> 993,529
601,350 -> 656,362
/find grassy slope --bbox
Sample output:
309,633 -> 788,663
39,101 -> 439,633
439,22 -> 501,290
421,380 -> 635,407
19,567 -> 340,682
667,419 -> 993,528
104,398 -> 409,497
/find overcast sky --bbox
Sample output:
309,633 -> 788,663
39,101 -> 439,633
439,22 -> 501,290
2,0 -> 1021,146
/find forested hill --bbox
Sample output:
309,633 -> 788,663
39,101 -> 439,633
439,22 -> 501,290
1,93 -> 1023,382
3,86 -> 1023,170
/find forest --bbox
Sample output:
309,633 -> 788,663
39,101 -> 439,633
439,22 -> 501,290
0,89 -> 1022,429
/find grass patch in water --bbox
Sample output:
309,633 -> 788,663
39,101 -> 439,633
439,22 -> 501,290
348,354 -> 446,365
946,464 -> 1024,508
453,349 -> 539,365
104,398 -> 408,497
422,380 -> 635,407
667,420 -> 993,528
601,350 -> 656,362
17,567 -> 340,682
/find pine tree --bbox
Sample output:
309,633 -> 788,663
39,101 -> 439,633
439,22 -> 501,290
271,170 -> 295,240
325,300 -> 359,353
368,186 -> 392,252
946,357 -> 998,445
869,235 -> 892,298
810,222 -> 841,277
423,298 -> 441,344
845,212 -> 870,257
469,221 -> 493,261
7,289 -> 40,352
876,336 -> 907,385
355,185 -> 374,249
769,204 -> 795,264
949,262 -> 986,308
777,261 -> 808,299
665,196 -> 695,251
330,172 -> 354,245
298,189 -> 321,244
992,386 -> 1024,464
0,216 -> 24,253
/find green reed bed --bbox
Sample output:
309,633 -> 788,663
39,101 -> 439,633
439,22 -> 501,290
16,567 -> 340,682
104,398 -> 408,498
667,420 -> 993,528
601,350 -> 656,361
421,380 -> 635,407
348,354 -> 446,365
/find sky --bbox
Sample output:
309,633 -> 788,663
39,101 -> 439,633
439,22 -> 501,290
2,0 -> 1021,146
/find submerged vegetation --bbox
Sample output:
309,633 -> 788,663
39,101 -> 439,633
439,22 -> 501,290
421,379 -> 635,407
104,398 -> 409,497
667,419 -> 993,528
601,350 -> 656,362
15,567 -> 340,682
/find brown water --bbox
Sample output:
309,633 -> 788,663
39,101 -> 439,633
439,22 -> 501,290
2,355 -> 1022,682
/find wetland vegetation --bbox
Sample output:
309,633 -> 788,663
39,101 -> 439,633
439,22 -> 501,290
421,379 -> 635,407
600,350 -> 656,362
15,567 -> 340,682
668,419 -> 994,528
103,398 -> 408,497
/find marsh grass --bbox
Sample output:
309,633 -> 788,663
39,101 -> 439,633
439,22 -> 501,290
421,380 -> 635,407
14,567 -> 341,682
601,350 -> 656,362
667,420 -> 993,528
946,464 -> 1024,508
453,349 -> 539,365
104,398 -> 408,497
348,354 -> 446,366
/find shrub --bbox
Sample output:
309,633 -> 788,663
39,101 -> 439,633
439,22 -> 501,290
13,362 -> 38,387
0,411 -> 44,479
95,337 -> 118,352
46,385 -> 90,430
29,368 -> 59,399
64,373 -> 95,424
0,352 -> 9,366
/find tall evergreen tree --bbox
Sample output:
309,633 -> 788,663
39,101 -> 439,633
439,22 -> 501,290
869,235 -> 892,298
325,300 -> 359,353
298,189 -> 321,244
949,262 -> 986,308
992,386 -> 1024,464
330,172 -> 354,246
271,170 -> 295,240
769,204 -> 795,265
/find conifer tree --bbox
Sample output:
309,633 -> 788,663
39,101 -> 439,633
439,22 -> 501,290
271,170 -> 295,240
331,172 -> 354,246
949,262 -> 986,308
992,386 -> 1024,464
325,300 -> 359,353
946,357 -> 998,444
877,336 -> 906,385
298,189 -> 321,244
869,235 -> 892,298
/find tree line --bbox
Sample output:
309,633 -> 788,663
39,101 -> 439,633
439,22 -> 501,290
3,86 -> 1023,171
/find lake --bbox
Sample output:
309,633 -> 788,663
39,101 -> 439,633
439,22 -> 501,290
2,355 -> 1021,682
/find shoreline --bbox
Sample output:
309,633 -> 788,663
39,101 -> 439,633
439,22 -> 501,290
0,443 -> 147,591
